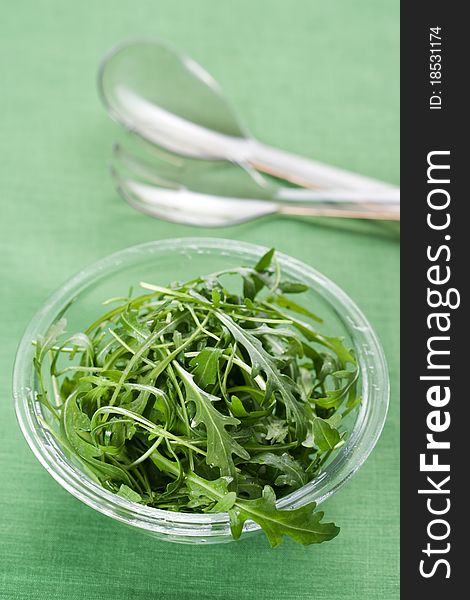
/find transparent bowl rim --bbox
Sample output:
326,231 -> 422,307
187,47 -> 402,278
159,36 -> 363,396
13,237 -> 389,539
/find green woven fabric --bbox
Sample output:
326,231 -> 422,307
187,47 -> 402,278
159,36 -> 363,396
0,1 -> 399,598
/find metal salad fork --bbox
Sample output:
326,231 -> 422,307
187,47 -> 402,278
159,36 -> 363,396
111,140 -> 399,226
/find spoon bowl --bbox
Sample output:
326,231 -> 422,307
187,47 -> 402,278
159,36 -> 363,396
99,39 -> 248,160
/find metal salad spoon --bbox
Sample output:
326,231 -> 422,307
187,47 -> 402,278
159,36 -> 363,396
98,39 -> 398,194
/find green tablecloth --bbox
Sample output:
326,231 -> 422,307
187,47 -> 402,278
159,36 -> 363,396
0,1 -> 399,598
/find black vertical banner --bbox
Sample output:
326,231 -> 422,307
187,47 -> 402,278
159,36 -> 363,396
401,2 -> 465,595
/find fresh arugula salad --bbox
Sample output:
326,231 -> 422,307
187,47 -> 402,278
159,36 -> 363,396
34,249 -> 360,547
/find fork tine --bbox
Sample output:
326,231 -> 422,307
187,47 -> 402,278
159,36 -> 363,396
113,143 -> 180,189
110,167 -> 276,227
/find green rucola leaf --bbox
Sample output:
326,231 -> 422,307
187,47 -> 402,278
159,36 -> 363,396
119,310 -> 151,342
264,417 -> 289,444
228,250 -> 275,300
214,311 -> 307,439
186,474 -> 236,512
346,390 -> 362,410
117,484 -> 142,503
312,417 -> 341,452
265,304 -> 355,364
226,394 -> 271,421
242,275 -> 256,301
175,364 -> 249,477
251,325 -> 304,359
189,347 -> 223,387
83,455 -> 134,487
272,294 -> 323,323
62,393 -> 102,459
211,491 -> 238,512
186,474 -> 338,547
36,317 -> 67,361
326,412 -> 342,429
255,248 -> 275,272
248,452 -> 308,488
211,288 -> 221,307
278,281 -> 309,294
227,395 -> 248,417
314,368 -> 359,409
242,271 -> 267,300
229,486 -> 339,547
298,367 -> 314,401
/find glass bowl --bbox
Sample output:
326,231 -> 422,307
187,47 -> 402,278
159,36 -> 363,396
13,238 -> 389,544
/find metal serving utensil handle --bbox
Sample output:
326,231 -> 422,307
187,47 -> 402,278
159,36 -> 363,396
248,141 -> 398,191
278,202 -> 400,221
